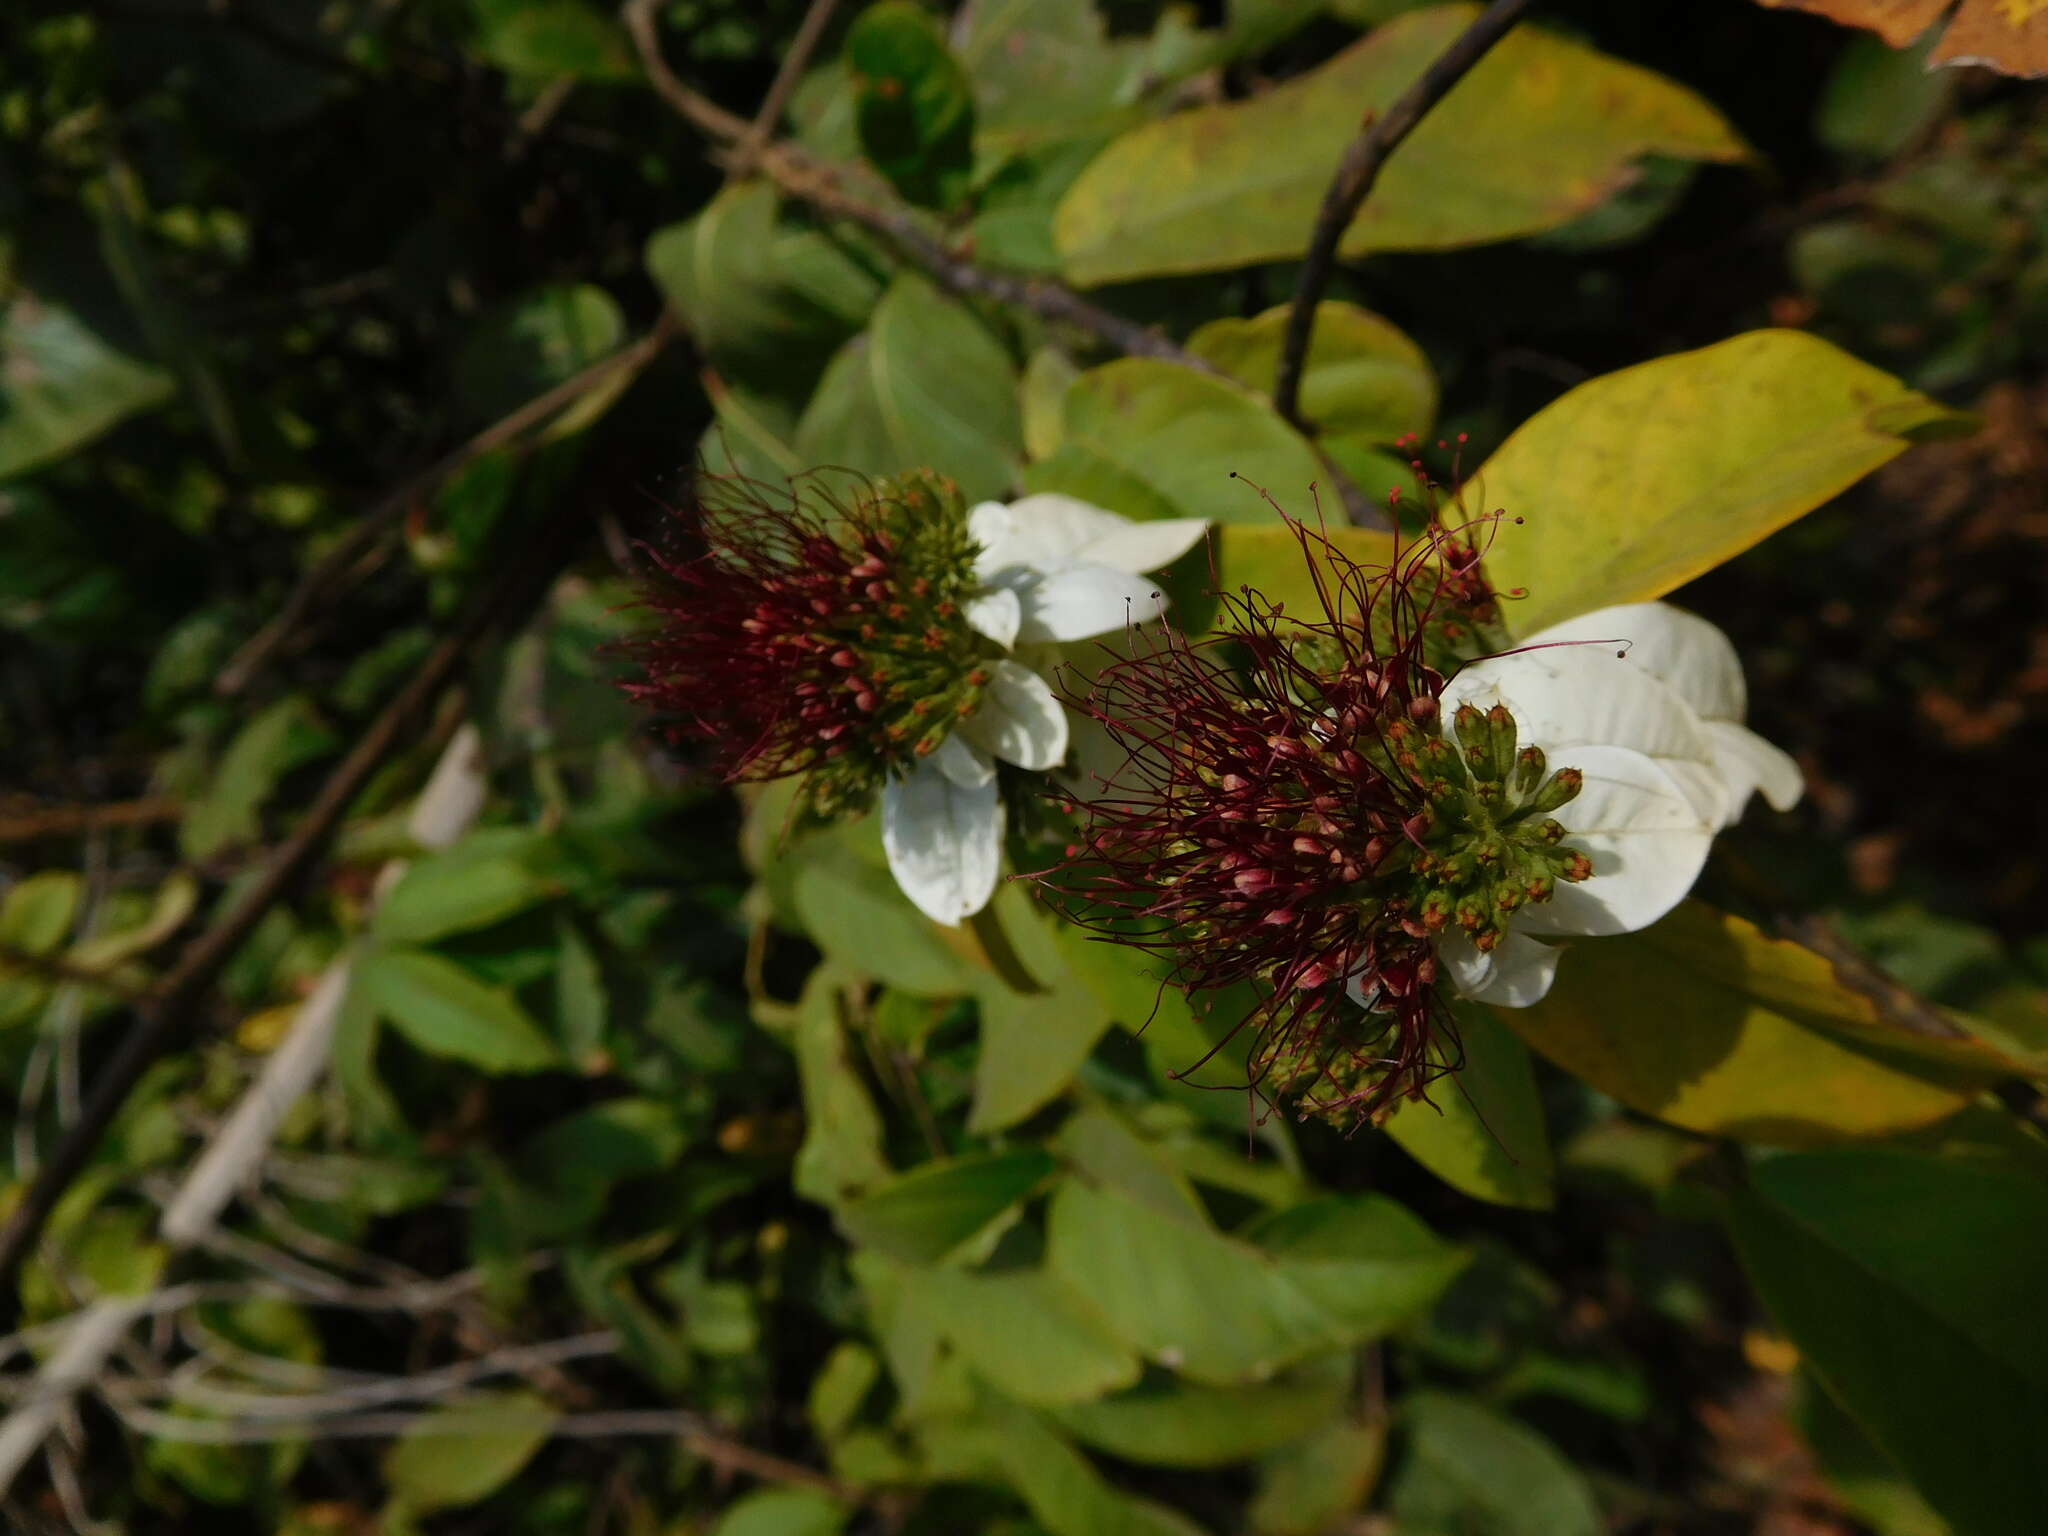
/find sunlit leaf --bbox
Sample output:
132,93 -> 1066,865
1385,1002 -> 1555,1210
357,945 -> 561,1073
382,1391 -> 557,1513
1054,5 -> 1748,285
1476,330 -> 1974,634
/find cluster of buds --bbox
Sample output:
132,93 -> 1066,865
1048,513 -> 1588,1126
626,470 -> 998,816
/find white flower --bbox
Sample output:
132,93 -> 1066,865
1422,601 -> 1801,1009
881,494 -> 1207,927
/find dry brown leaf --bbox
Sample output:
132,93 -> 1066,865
1754,0 -> 2048,76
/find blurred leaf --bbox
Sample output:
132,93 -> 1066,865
1796,1370 -> 1951,1536
795,272 -> 1022,504
553,914 -> 607,1067
810,1341 -> 882,1441
712,1488 -> 849,1536
1189,301 -> 1437,473
1385,1002 -> 1555,1210
646,183 -> 881,390
701,375 -> 808,481
956,0 -> 1145,148
1054,6 -> 1747,284
469,0 -> 636,80
970,979 -> 1112,1133
1022,359 -> 1325,525
70,872 -> 198,969
793,966 -> 891,1206
1726,1150 -> 2048,1536
0,870 -> 81,956
1051,1361 -> 1350,1467
180,696 -> 338,860
453,283 -> 624,424
790,828 -> 980,996
847,1 -> 976,209
520,1097 -> 685,1195
373,830 -> 564,945
382,1390 -> 557,1514
923,1397 -> 1153,1536
1388,1392 -> 1600,1536
1021,345 -> 1080,459
0,294 -> 174,477
910,1264 -> 1142,1405
1507,903 -> 1980,1144
1478,330 -> 1974,636
837,1147 -> 1056,1262
358,945 -> 561,1073
1250,1417 -> 1387,1536
1048,1183 -> 1461,1384
1817,32 -> 1953,159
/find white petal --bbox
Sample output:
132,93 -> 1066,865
964,587 -> 1022,650
1438,930 -> 1563,1008
1520,602 -> 1746,722
1442,644 -> 1729,826
1515,744 -> 1715,938
1073,516 -> 1208,576
881,761 -> 1001,926
1703,719 -> 1803,819
932,730 -> 995,789
1014,562 -> 1170,643
958,659 -> 1069,770
969,493 -> 1125,576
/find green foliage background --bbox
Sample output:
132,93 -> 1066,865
3,2 -> 2048,1533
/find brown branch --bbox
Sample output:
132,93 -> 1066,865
0,496 -> 596,1318
620,0 -> 1196,366
729,0 -> 842,182
1272,0 -> 1536,427
0,797 -> 182,844
215,313 -> 678,698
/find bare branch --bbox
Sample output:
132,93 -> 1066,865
729,0 -> 843,181
620,0 -> 1197,366
1273,0 -> 1535,427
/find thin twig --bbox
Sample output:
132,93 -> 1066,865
215,314 -> 677,697
621,0 -> 1196,365
0,510 -> 587,1316
1273,0 -> 1536,427
729,0 -> 842,182
0,797 -> 181,843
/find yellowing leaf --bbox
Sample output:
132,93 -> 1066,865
1054,5 -> 1748,285
1475,329 -> 1973,634
1504,902 -> 1975,1145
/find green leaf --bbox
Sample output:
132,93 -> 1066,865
1047,1182 -> 1461,1384
645,182 -> 881,390
922,1397 -> 1151,1536
910,1264 -> 1142,1405
0,294 -> 173,477
847,1 -> 976,210
970,979 -> 1113,1133
1250,1418 -> 1387,1536
357,946 -> 561,1074
956,0 -> 1147,150
789,828 -> 980,997
1385,1002 -> 1555,1210
1051,1362 -> 1350,1468
382,1390 -> 557,1514
452,283 -> 624,425
553,914 -> 607,1068
180,696 -> 339,861
1817,33 -> 1952,162
1477,330 -> 1974,636
1181,522 -> 1394,638
795,272 -> 1022,504
837,1147 -> 1056,1263
1188,301 -> 1437,480
1725,1150 -> 2048,1536
373,829 -> 563,945
1505,902 -> 1983,1145
1795,1370 -> 1950,1536
0,870 -> 82,957
712,1488 -> 849,1536
468,0 -> 636,80
519,1098 -> 684,1193
1388,1392 -> 1600,1536
792,966 -> 892,1206
1022,359 -> 1326,525
1054,5 -> 1747,285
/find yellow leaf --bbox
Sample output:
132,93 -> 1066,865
1503,901 -> 1978,1145
1475,330 -> 1972,634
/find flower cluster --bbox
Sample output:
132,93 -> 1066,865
625,472 -> 1204,926
1046,516 -> 1800,1125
